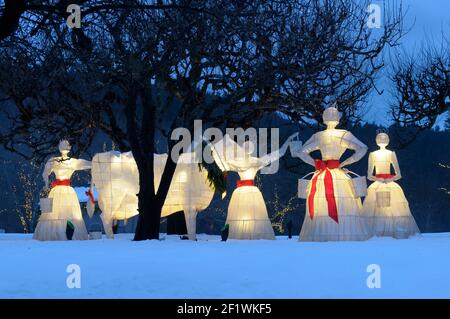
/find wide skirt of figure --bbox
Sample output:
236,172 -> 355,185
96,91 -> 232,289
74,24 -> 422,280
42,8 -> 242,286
33,185 -> 89,241
226,185 -> 275,240
363,181 -> 420,239
300,167 -> 372,241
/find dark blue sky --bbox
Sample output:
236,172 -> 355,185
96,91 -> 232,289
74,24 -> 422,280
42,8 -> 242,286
364,0 -> 449,128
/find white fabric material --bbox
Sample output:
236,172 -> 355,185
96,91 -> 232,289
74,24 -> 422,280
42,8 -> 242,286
298,129 -> 368,167
322,106 -> 341,123
90,151 -> 139,238
154,153 -> 215,218
91,151 -> 215,239
363,148 -> 420,239
295,126 -> 371,242
299,168 -> 372,241
33,157 -> 91,241
211,134 -> 295,240
91,151 -> 139,221
227,185 -> 275,240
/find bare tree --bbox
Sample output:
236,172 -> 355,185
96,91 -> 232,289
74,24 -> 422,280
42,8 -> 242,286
0,0 -> 217,42
390,38 -> 449,144
0,0 -> 405,240
232,0 -> 406,127
0,158 -> 42,232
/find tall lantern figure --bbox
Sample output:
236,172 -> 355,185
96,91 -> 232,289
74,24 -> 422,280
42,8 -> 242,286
212,133 -> 298,240
33,140 -> 91,241
363,132 -> 420,238
296,107 -> 372,241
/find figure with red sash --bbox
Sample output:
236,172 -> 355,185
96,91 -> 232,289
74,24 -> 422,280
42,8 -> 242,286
33,140 -> 91,241
295,106 -> 372,241
211,133 -> 298,240
363,132 -> 420,239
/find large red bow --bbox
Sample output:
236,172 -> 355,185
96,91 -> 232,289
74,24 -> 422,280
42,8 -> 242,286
308,159 -> 340,223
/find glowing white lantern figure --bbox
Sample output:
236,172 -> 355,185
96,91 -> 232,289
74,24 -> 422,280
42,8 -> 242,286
363,132 -> 420,238
155,152 -> 215,240
89,150 -> 215,240
294,107 -> 372,241
33,140 -> 91,241
211,133 -> 297,240
89,151 -> 139,238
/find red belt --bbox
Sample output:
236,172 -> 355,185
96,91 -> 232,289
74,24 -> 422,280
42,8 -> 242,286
375,173 -> 395,179
51,179 -> 71,187
308,159 -> 340,223
236,179 -> 254,188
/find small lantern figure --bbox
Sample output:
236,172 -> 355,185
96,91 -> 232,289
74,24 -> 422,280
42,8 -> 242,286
363,132 -> 420,239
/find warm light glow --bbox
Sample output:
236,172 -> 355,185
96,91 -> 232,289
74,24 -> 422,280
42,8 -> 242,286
295,106 -> 371,242
178,171 -> 188,183
211,134 -> 295,240
34,155 -> 91,241
90,151 -> 215,240
363,134 -> 420,239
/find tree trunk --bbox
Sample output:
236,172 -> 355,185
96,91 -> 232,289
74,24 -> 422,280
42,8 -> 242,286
127,83 -> 178,240
133,162 -> 162,240
133,151 -> 178,240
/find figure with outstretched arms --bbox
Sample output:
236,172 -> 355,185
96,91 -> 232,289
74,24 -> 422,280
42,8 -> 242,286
212,133 -> 298,240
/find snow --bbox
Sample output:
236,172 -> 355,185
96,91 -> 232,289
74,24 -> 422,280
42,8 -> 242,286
1,232 -> 450,298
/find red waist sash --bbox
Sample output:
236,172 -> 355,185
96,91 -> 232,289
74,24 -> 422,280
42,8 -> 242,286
375,173 -> 395,179
308,159 -> 340,223
236,179 -> 254,188
51,179 -> 71,188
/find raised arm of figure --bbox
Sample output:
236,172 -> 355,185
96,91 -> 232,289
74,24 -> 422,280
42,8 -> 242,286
299,134 -> 319,167
209,136 -> 235,172
258,133 -> 299,169
340,132 -> 368,168
391,151 -> 402,181
74,159 -> 92,171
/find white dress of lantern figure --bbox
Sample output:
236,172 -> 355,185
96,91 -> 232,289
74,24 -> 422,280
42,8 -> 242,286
33,140 -> 91,241
295,107 -> 372,241
212,133 -> 297,240
363,132 -> 420,239
156,150 -> 215,240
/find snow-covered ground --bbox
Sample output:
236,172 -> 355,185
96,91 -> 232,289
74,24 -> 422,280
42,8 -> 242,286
1,232 -> 450,298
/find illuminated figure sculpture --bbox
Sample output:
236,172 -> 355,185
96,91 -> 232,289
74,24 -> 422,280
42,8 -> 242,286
295,107 -> 372,241
88,151 -> 139,239
363,132 -> 420,238
33,140 -> 91,241
211,133 -> 298,240
88,150 -> 215,240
